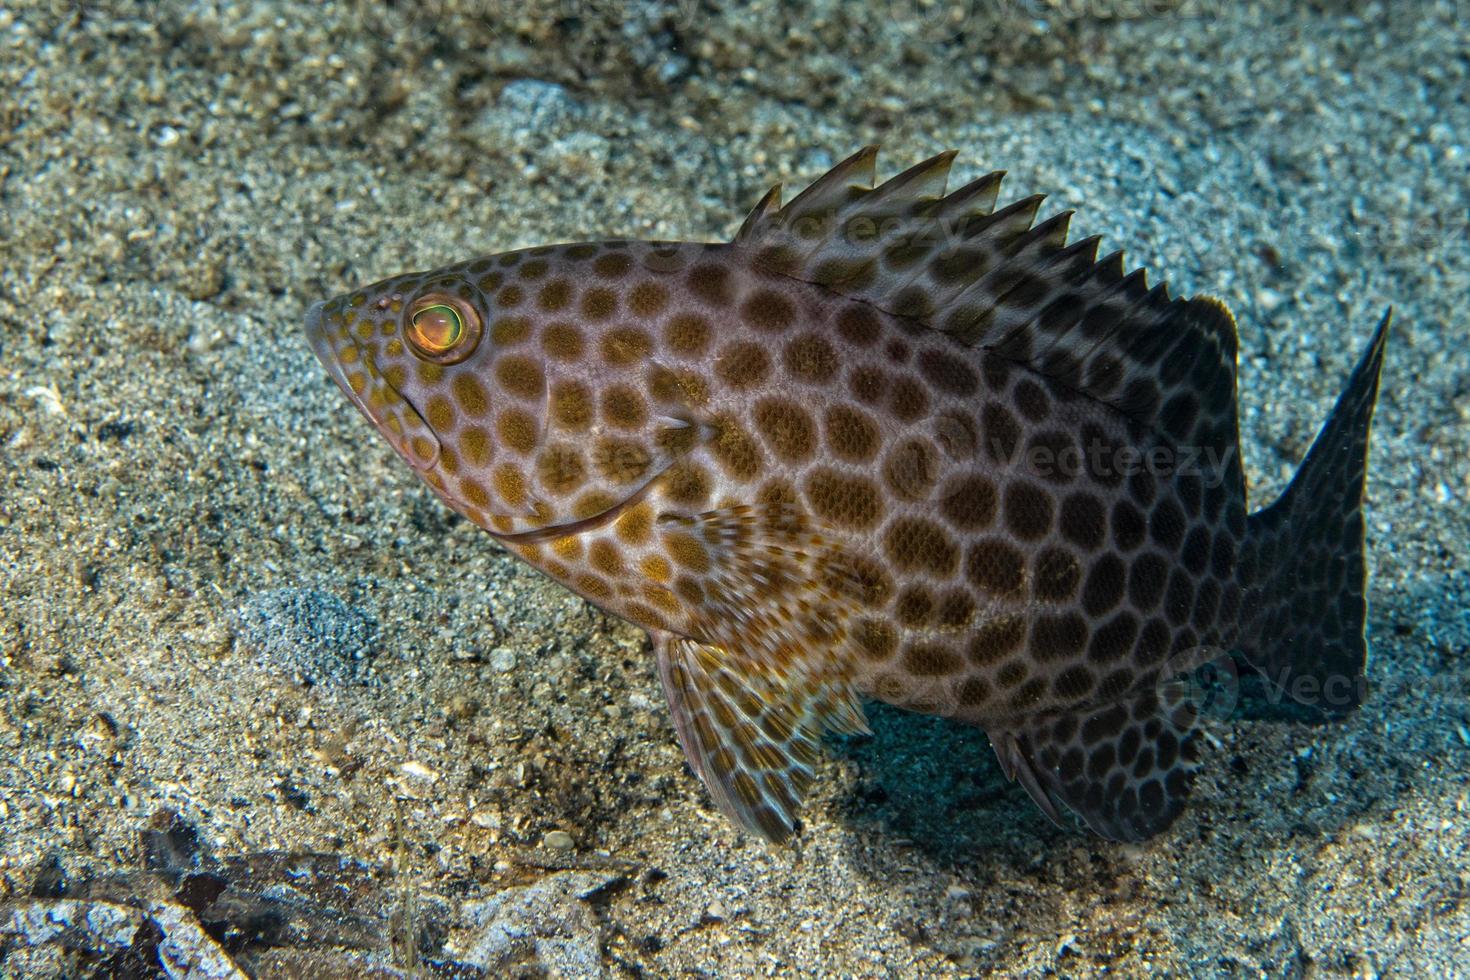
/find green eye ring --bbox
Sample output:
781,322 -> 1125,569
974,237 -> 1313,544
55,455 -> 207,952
406,293 -> 482,364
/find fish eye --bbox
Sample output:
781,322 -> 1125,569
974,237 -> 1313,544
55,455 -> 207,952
406,294 -> 481,364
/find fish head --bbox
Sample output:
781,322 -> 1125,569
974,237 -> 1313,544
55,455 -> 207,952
305,264 -> 496,477
306,244 -> 703,537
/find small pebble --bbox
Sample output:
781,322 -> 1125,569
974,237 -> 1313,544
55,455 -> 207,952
543,830 -> 575,851
399,761 -> 438,782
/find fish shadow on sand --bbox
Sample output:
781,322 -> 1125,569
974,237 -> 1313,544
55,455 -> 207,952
829,704 -> 1066,867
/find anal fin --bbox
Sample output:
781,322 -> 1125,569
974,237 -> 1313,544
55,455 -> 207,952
990,683 -> 1201,842
654,630 -> 866,842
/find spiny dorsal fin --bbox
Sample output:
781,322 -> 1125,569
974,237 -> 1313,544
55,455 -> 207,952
734,149 -> 1243,459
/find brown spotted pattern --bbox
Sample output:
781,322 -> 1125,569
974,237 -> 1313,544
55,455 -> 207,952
307,150 -> 1387,844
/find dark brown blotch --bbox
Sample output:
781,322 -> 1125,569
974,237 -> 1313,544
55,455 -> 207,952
1127,552 -> 1169,612
848,365 -> 886,404
1003,481 -> 1055,540
495,355 -> 545,401
753,398 -> 817,462
1113,498 -> 1149,551
1087,611 -> 1140,664
1081,553 -> 1126,616
783,333 -> 839,384
983,402 -> 1021,463
536,444 -> 586,495
1033,547 -> 1081,602
936,589 -> 975,630
452,374 -> 490,417
593,252 -> 633,278
664,313 -> 711,356
662,461 -> 712,506
602,384 -> 649,430
903,643 -> 963,677
883,517 -> 959,577
710,416 -> 762,480
888,375 -> 929,422
966,539 -> 1026,598
883,438 -> 940,502
938,474 -> 998,530
895,586 -> 934,627
836,305 -> 882,346
581,287 -> 619,321
550,379 -> 593,431
741,289 -> 797,332
824,405 -> 881,464
854,619 -> 897,660
1147,498 -> 1186,550
541,322 -> 585,361
497,408 -> 538,454
1059,491 -> 1106,550
967,614 -> 1026,665
627,280 -> 669,317
1030,612 -> 1088,661
805,468 -> 884,529
688,262 -> 733,305
716,342 -> 773,390
917,348 -> 979,397
1014,378 -> 1051,422
592,437 -> 652,483
537,279 -> 572,312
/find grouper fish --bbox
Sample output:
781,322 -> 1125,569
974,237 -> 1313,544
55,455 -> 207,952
304,148 -> 1390,842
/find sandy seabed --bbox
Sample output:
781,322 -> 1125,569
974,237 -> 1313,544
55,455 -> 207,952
1,1 -> 1467,976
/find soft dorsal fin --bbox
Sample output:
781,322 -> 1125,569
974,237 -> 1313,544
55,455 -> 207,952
733,148 -> 1242,459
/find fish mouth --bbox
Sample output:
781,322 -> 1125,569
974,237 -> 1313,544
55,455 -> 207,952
304,300 -> 376,421
303,299 -> 442,472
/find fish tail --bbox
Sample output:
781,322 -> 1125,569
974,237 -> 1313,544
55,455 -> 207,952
1236,310 -> 1392,718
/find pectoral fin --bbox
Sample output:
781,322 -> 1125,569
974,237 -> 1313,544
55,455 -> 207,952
654,630 -> 866,842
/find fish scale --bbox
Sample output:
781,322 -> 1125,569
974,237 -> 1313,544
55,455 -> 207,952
306,148 -> 1389,844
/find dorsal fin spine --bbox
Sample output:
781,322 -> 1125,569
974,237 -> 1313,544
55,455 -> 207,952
938,170 -> 1006,222
735,184 -> 784,243
778,145 -> 877,223
1012,210 -> 1074,254
864,150 -> 957,208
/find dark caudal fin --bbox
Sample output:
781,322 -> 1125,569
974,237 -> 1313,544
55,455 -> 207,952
1236,311 -> 1392,719
995,312 -> 1391,843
